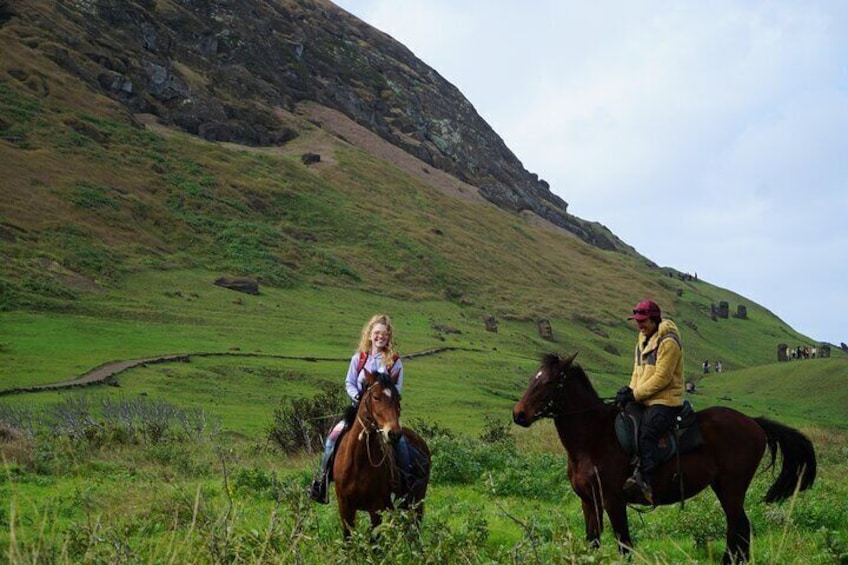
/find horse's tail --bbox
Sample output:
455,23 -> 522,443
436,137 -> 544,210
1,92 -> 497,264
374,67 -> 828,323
754,417 -> 817,503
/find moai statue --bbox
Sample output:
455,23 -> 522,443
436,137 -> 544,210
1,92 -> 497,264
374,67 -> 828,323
537,319 -> 553,341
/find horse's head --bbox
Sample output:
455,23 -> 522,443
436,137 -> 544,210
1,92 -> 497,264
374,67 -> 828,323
513,352 -> 578,427
359,369 -> 403,444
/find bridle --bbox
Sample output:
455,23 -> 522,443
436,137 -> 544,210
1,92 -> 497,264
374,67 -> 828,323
534,368 -> 615,419
355,378 -> 400,467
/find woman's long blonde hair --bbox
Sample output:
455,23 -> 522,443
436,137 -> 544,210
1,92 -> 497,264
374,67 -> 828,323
358,314 -> 398,369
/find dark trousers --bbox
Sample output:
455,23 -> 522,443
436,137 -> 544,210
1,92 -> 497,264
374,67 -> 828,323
396,435 -> 410,489
638,404 -> 682,483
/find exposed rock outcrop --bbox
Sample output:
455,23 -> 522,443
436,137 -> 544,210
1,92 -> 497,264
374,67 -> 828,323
7,0 -> 633,253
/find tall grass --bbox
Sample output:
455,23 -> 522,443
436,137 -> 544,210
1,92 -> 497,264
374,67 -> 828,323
2,401 -> 846,563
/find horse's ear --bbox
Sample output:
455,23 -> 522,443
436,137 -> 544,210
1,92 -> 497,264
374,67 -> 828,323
363,369 -> 376,386
561,352 -> 578,366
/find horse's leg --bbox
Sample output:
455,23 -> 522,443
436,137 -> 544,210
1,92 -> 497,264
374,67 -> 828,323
413,501 -> 425,529
605,498 -> 633,555
580,497 -> 602,548
368,510 -> 383,542
338,499 -> 356,539
711,480 -> 752,564
406,495 -> 425,525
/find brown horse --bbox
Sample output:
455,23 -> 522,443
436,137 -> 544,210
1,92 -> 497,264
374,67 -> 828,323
333,370 -> 431,538
512,353 -> 816,563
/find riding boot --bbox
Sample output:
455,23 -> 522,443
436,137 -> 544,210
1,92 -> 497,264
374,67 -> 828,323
309,472 -> 329,504
625,439 -> 657,505
624,469 -> 654,505
309,436 -> 337,504
394,435 -> 411,501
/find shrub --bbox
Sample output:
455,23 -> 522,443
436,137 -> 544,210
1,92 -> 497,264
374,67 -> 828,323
429,434 -> 483,485
232,466 -> 276,496
478,415 -> 515,448
405,417 -> 455,441
2,397 -> 220,462
485,452 -> 570,499
0,422 -> 35,468
46,396 -> 102,442
266,382 -> 346,455
0,404 -> 38,437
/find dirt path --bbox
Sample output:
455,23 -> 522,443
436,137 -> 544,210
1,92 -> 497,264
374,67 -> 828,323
0,347 -> 474,396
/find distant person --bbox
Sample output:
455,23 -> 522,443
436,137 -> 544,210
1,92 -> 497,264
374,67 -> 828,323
702,360 -> 711,374
615,300 -> 685,504
715,360 -> 723,373
309,314 -> 408,504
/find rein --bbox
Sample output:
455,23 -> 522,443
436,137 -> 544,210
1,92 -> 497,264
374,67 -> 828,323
540,401 -> 616,419
538,375 -> 617,418
354,381 -> 395,468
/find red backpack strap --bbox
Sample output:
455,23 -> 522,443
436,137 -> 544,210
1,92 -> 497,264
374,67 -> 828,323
356,351 -> 369,374
358,352 -> 399,375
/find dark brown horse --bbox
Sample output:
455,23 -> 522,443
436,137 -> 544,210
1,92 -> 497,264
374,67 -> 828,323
512,353 -> 816,563
333,370 -> 431,538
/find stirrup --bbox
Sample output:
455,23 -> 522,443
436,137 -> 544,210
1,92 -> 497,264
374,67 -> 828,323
623,473 -> 653,505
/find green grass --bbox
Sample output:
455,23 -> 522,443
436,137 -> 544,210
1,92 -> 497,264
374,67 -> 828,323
2,417 -> 845,563
692,358 -> 848,429
1,279 -> 846,562
2,268 -> 847,435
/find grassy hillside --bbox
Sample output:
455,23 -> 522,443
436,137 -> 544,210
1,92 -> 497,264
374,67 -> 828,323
1,69 -> 830,357
691,357 -> 848,429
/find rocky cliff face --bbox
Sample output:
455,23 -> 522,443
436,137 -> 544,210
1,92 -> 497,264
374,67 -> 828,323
5,0 -> 632,252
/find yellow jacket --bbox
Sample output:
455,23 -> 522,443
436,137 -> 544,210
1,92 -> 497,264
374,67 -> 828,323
629,319 -> 684,407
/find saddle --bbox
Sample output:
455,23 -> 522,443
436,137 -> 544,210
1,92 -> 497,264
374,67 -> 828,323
615,399 -> 704,465
327,414 -> 427,491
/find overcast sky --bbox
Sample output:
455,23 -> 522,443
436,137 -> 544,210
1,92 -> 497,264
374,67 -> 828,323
333,1 -> 847,345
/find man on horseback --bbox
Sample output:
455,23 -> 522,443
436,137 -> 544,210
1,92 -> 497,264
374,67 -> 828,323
616,300 -> 685,505
309,313 -> 410,504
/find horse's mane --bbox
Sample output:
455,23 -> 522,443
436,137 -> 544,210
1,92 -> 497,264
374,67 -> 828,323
374,371 -> 396,391
541,353 -> 601,401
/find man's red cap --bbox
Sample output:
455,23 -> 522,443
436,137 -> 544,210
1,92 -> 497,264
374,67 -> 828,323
628,300 -> 661,321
